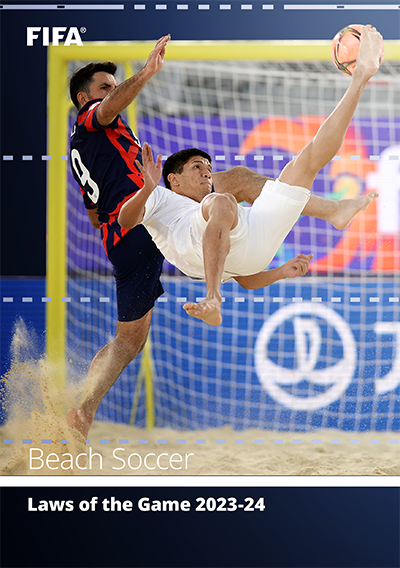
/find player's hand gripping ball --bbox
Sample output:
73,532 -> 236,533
332,24 -> 384,76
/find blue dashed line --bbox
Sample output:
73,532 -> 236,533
2,295 -> 400,305
2,437 -> 399,446
3,154 -> 399,162
1,4 -> 124,9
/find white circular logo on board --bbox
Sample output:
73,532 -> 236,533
254,303 -> 356,410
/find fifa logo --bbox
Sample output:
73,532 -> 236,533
26,27 -> 83,46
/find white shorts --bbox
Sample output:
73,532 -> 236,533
193,178 -> 310,281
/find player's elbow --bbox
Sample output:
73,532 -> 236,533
118,206 -> 139,230
118,212 -> 133,229
91,219 -> 102,229
234,276 -> 256,290
87,209 -> 102,229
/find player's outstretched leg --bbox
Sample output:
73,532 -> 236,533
213,165 -> 377,232
183,193 -> 238,326
278,25 -> 383,191
303,191 -> 378,230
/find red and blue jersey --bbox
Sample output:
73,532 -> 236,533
70,98 -> 144,255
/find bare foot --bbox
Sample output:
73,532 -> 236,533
330,191 -> 378,230
183,297 -> 222,326
66,408 -> 92,440
354,25 -> 383,81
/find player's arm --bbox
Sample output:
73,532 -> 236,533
97,35 -> 170,126
86,208 -> 101,229
118,142 -> 161,229
234,254 -> 313,289
212,166 -> 275,204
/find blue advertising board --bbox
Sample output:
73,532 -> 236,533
151,278 -> 400,431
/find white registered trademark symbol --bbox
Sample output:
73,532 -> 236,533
80,27 -> 87,33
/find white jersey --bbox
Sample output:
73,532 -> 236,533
142,179 -> 310,281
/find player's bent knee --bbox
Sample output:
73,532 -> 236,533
228,165 -> 251,177
210,193 -> 237,214
203,193 -> 238,229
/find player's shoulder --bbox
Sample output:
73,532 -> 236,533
76,98 -> 119,133
76,98 -> 102,124
79,98 -> 102,114
147,185 -> 177,211
152,184 -> 172,203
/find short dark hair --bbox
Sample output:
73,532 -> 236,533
69,61 -> 117,109
162,148 -> 212,189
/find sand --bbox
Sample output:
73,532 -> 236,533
1,320 -> 399,477
1,419 -> 399,476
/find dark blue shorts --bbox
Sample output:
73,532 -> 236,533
108,226 -> 164,322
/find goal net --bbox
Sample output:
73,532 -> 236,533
55,42 -> 400,432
